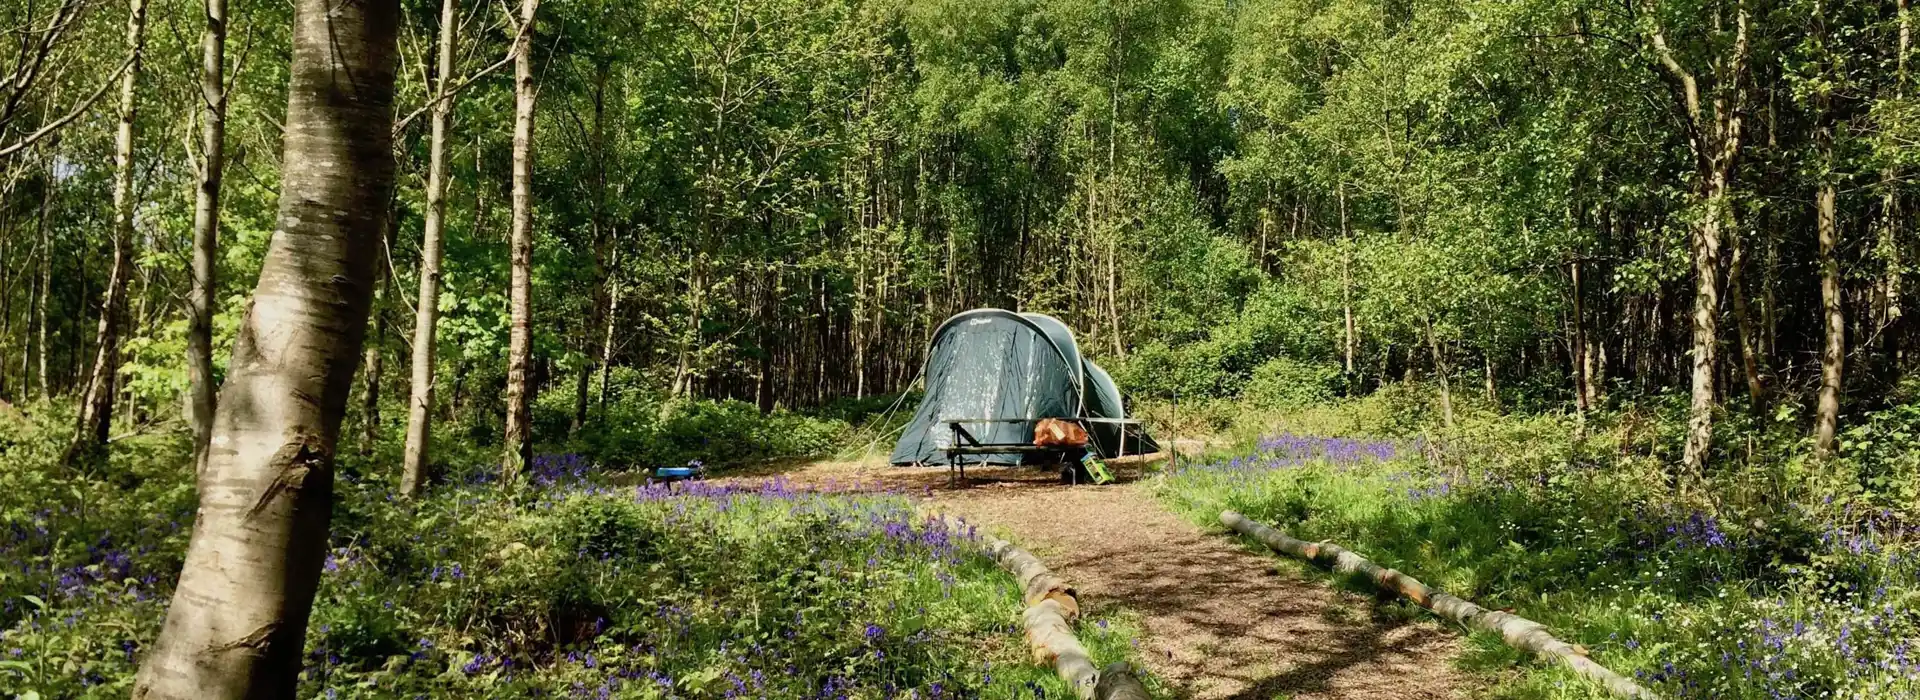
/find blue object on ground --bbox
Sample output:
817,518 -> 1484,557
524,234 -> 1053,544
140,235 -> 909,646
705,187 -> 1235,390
653,466 -> 701,480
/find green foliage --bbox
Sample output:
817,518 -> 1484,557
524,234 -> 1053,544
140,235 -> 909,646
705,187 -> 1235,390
1241,357 -> 1340,410
1157,399 -> 1920,699
1837,377 -> 1920,509
559,395 -> 850,470
0,410 -> 1156,699
1113,283 -> 1325,401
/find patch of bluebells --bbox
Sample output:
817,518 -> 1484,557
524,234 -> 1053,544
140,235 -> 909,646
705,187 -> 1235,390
2,503 -> 183,635
1622,506 -> 1735,556
7,433 -> 1088,699
1175,432 -> 1412,477
292,468 -> 1032,698
1168,429 -> 1920,699
458,452 -> 595,487
1617,520 -> 1920,699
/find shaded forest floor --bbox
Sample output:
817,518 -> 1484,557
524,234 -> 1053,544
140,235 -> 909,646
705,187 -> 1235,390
728,457 -> 1476,700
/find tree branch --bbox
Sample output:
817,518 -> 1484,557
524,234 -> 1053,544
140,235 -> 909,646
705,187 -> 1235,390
390,16 -> 529,136
1641,0 -> 1701,124
0,0 -> 86,130
0,52 -> 133,160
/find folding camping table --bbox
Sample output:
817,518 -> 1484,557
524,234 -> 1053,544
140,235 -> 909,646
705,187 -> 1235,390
940,417 -> 1147,487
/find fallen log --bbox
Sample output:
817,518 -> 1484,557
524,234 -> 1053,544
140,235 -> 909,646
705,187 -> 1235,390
1218,510 -> 1657,700
930,513 -> 1145,700
1094,662 -> 1152,700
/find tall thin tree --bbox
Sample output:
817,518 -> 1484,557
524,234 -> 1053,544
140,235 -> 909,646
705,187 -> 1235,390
1645,0 -> 1749,477
500,0 -> 539,481
34,152 -> 54,399
358,211 -> 395,456
1811,5 -> 1845,457
71,0 -> 148,460
186,0 -> 229,472
130,0 -> 399,693
398,0 -> 465,496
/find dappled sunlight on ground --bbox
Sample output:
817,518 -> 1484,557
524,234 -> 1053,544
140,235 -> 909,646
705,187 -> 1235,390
739,456 -> 1475,700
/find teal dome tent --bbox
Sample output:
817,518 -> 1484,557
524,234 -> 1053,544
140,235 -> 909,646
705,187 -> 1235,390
889,309 -> 1158,466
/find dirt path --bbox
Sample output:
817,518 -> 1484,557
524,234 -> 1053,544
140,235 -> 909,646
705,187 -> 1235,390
733,459 -> 1477,700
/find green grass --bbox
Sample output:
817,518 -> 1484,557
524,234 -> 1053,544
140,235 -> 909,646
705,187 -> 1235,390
1153,397 -> 1920,700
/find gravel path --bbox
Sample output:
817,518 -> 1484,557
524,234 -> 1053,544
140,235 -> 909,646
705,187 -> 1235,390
735,459 -> 1476,700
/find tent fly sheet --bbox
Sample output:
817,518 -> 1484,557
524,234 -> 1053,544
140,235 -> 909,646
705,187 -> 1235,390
889,309 -> 1157,466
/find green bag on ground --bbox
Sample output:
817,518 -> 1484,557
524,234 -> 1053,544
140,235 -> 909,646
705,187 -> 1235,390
1081,455 -> 1113,485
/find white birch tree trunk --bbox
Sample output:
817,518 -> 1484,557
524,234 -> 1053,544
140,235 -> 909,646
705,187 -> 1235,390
131,0 -> 398,693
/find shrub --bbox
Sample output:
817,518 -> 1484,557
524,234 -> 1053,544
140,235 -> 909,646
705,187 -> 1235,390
1241,357 -> 1340,410
561,397 -> 850,471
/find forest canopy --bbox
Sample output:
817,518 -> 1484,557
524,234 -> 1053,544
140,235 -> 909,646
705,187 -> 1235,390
6,0 -> 1914,471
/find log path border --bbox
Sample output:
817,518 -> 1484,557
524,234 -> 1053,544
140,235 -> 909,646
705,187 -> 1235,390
929,512 -> 1150,700
1219,510 -> 1658,700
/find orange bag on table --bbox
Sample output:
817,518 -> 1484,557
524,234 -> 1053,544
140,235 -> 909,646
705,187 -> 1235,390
1033,418 -> 1089,447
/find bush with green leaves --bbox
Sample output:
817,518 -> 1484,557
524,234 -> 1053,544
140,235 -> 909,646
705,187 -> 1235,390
1240,357 -> 1340,410
549,395 -> 850,472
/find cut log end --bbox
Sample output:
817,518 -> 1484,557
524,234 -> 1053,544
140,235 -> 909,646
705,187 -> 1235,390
1094,661 -> 1152,700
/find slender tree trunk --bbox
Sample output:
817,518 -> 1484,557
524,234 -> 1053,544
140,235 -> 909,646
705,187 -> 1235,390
1682,196 -> 1725,473
130,0 -> 397,692
1257,203 -> 1270,271
17,252 -> 30,395
1814,155 -> 1844,457
1425,317 -> 1455,429
667,260 -> 704,407
568,357 -> 589,433
1810,4 -> 1844,459
500,0 -> 539,481
1483,354 -> 1497,407
1728,220 -> 1765,410
1878,0 -> 1909,355
1878,180 -> 1904,348
186,0 -> 228,472
359,214 -> 396,456
71,0 -> 147,460
449,356 -> 469,420
571,65 -> 608,436
854,241 -> 867,400
2,189 -> 14,401
1340,185 -> 1356,378
1649,0 -> 1747,476
1107,236 -> 1123,357
597,249 -> 619,417
399,0 -> 460,497
1571,259 -> 1591,420
35,164 -> 52,399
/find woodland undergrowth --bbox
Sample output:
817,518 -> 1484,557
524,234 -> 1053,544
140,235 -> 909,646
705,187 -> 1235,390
0,398 -> 1148,699
1156,387 -> 1920,700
